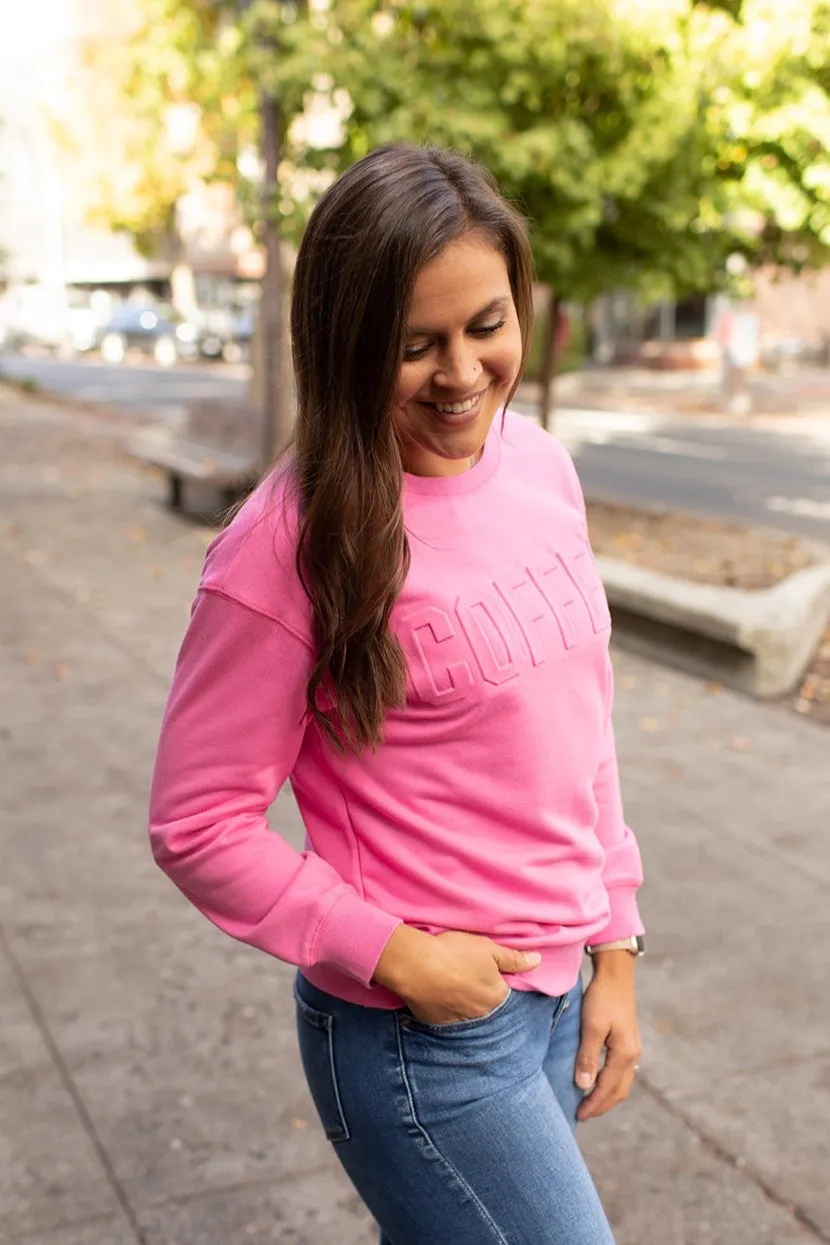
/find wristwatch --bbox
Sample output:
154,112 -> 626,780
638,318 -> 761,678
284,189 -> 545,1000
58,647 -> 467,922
585,935 -> 644,957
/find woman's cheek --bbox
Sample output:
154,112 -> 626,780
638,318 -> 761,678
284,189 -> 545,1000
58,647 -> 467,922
488,343 -> 522,388
394,363 -> 429,409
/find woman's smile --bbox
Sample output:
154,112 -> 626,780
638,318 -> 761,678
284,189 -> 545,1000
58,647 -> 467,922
418,386 -> 490,426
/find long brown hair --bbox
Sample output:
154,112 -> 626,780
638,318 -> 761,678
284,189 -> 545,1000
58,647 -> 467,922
291,144 -> 534,753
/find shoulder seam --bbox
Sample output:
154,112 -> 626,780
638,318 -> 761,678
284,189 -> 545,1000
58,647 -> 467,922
200,584 -> 314,652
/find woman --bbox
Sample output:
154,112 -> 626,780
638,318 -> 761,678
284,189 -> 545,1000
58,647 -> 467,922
150,143 -> 644,1244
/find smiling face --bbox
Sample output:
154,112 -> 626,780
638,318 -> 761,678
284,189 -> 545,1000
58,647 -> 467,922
393,233 -> 524,477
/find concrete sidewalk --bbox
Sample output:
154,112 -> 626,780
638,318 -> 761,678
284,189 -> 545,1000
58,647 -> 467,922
1,387 -> 828,1245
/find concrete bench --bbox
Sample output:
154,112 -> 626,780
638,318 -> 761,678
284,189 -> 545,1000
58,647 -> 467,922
598,556 -> 830,699
129,399 -> 262,512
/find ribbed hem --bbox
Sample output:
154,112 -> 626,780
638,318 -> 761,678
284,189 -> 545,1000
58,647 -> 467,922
586,886 -> 645,945
301,940 -> 587,1011
312,888 -> 403,988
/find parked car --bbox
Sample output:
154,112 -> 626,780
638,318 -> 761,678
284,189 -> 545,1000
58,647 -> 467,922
97,304 -> 199,366
222,304 -> 256,363
0,285 -> 102,356
184,304 -> 257,363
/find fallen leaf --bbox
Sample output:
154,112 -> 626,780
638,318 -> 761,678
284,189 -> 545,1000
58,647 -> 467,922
638,717 -> 661,732
290,1117 -> 308,1131
730,737 -> 752,752
52,663 -> 68,680
651,1016 -> 675,1034
705,682 -> 722,696
620,676 -> 637,691
127,524 -> 147,543
25,651 -> 40,664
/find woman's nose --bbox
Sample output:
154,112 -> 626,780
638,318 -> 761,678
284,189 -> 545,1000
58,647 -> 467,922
433,343 -> 481,392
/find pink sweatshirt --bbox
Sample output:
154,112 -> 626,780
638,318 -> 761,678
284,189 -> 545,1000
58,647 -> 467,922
150,410 -> 644,1008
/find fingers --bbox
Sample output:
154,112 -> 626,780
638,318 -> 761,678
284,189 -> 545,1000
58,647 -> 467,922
575,1025 -> 604,1093
576,1041 -> 641,1122
490,944 -> 542,974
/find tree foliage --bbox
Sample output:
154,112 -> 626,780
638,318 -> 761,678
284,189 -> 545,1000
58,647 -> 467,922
60,0 -> 258,257
69,0 -> 830,301
263,0 -> 830,302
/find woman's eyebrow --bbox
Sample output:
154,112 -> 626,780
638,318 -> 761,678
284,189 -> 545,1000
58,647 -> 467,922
406,295 -> 510,337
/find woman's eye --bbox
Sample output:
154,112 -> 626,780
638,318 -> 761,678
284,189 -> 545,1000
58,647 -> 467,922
403,319 -> 505,361
403,343 -> 431,361
470,319 -> 505,338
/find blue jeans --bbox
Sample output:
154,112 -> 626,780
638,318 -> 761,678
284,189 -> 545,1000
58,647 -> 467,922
294,972 -> 615,1244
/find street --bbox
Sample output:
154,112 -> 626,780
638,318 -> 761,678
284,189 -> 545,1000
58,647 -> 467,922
0,354 -> 245,430
3,353 -> 829,543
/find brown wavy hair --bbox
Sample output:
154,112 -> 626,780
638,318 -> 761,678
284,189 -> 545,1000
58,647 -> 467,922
291,144 -> 534,753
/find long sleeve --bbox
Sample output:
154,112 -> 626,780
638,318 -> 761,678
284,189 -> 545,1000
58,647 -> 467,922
149,588 -> 402,985
556,442 -> 645,942
589,659 -> 645,942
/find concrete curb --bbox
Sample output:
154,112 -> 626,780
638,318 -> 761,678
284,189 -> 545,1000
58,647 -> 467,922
599,555 -> 830,699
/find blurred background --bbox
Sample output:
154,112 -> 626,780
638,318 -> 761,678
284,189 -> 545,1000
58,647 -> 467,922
2,0 -> 830,398
1,2 -> 829,1243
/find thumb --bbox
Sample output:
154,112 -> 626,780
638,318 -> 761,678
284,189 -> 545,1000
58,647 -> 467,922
575,1027 -> 603,1091
491,944 -> 542,974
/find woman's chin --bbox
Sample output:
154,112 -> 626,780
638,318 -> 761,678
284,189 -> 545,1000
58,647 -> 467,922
413,437 -> 484,476
400,398 -> 504,476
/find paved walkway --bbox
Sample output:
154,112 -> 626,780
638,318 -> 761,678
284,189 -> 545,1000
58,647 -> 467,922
1,386 -> 828,1245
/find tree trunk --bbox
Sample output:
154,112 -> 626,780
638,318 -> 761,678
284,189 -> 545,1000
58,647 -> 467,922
258,89 -> 289,467
537,289 -> 561,433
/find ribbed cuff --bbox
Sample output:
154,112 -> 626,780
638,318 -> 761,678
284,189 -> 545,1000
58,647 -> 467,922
588,886 -> 645,945
312,888 -> 403,987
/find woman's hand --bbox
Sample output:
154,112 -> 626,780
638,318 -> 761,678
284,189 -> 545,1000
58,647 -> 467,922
372,924 -> 541,1025
576,953 -> 642,1121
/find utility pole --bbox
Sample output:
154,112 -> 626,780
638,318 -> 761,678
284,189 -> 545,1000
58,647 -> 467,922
537,289 -> 562,433
239,0 -> 292,467
259,87 -> 288,465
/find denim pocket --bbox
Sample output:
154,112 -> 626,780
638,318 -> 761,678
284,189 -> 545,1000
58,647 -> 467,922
399,987 -> 515,1036
294,981 -> 350,1142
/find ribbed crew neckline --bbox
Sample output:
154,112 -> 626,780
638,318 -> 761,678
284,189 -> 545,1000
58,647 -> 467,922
402,412 -> 503,497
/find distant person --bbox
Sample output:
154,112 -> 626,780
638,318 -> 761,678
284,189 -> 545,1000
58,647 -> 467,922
149,143 -> 644,1244
714,302 -> 759,413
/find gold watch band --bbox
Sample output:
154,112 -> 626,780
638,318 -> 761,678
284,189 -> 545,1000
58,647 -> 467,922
585,936 -> 643,956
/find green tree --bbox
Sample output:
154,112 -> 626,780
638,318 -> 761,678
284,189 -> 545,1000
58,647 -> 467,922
61,0 -> 259,258
260,0 -> 829,421
69,0 -> 830,426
